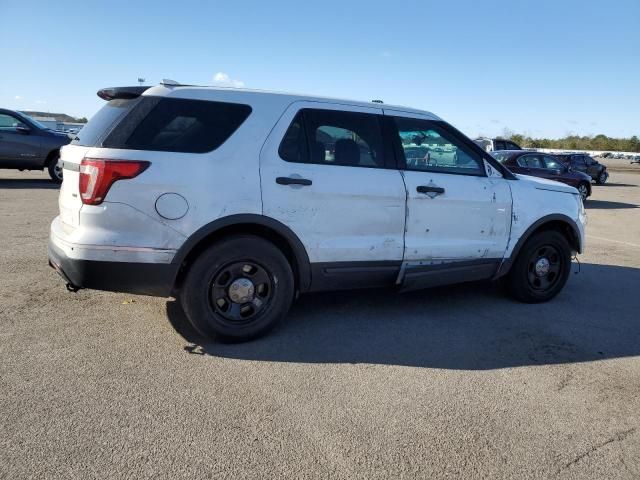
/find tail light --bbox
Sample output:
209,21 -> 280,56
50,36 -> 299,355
79,158 -> 150,205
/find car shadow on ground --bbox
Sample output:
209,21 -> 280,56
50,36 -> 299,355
601,182 -> 638,188
166,262 -> 640,370
586,199 -> 638,209
0,178 -> 59,190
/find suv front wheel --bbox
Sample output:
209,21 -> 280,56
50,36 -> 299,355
180,235 -> 295,342
506,230 -> 572,303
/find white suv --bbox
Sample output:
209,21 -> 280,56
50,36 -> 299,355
49,82 -> 586,341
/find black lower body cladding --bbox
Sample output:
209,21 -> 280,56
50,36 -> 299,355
48,240 -> 178,297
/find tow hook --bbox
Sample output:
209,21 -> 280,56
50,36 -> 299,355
66,283 -> 80,293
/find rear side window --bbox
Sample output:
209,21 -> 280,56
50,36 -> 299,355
279,109 -> 385,168
571,155 -> 586,166
75,97 -> 252,153
491,151 -> 511,164
279,112 -> 308,163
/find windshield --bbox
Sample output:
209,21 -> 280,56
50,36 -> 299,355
17,112 -> 49,130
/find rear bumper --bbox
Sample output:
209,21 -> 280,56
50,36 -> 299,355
48,238 -> 178,297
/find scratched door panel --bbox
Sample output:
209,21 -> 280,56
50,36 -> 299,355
259,101 -> 406,263
402,171 -> 512,261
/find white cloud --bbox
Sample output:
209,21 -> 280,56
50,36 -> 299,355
14,95 -> 23,100
35,100 -> 47,105
381,50 -> 392,58
212,72 -> 245,88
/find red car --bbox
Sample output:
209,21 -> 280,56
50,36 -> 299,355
491,150 -> 592,201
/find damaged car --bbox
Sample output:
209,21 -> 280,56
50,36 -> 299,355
48,82 -> 586,341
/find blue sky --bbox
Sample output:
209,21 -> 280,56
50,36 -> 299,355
1,0 -> 638,138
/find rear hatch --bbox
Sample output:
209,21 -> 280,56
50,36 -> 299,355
58,93 -> 145,229
59,144 -> 90,228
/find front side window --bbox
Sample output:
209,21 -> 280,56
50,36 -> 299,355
279,109 -> 385,168
0,113 -> 26,131
517,154 -> 544,168
543,156 -> 563,170
393,118 -> 483,175
505,141 -> 521,150
493,140 -> 506,150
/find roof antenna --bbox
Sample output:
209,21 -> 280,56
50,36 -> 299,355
161,79 -> 180,86
372,99 -> 384,104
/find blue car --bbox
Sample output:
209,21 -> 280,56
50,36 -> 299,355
0,108 -> 71,182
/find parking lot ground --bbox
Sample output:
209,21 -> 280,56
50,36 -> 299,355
1,169 -> 639,479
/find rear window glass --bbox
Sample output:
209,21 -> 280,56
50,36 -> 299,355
491,151 -> 511,164
74,97 -> 252,153
72,98 -> 140,146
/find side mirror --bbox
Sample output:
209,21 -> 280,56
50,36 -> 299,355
15,125 -> 30,134
554,169 -> 563,176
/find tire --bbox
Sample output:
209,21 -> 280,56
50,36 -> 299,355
577,182 -> 590,201
180,235 -> 295,342
596,170 -> 608,184
506,230 -> 572,303
47,154 -> 63,183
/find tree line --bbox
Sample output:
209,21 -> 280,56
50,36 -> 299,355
502,132 -> 640,153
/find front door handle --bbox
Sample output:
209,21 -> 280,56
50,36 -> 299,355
276,177 -> 312,186
417,185 -> 445,195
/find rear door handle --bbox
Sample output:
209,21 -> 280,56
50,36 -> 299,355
417,185 -> 445,195
276,177 -> 312,186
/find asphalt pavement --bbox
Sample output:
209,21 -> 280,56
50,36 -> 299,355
1,169 -> 639,479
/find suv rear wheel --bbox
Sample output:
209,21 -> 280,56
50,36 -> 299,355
506,230 -> 572,303
180,235 -> 294,342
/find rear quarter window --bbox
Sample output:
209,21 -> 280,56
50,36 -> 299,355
75,97 -> 252,154
72,98 -> 141,146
